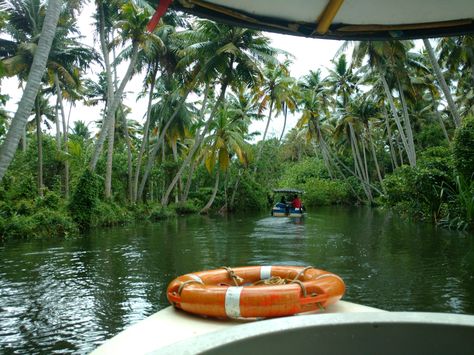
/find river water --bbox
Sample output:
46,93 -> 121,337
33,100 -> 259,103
1,207 -> 473,354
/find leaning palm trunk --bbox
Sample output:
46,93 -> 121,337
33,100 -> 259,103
179,83 -> 211,203
367,126 -> 386,193
104,35 -> 121,199
137,92 -> 190,201
104,114 -> 115,199
54,73 -> 69,198
0,0 -> 62,182
171,140 -> 182,203
435,109 -> 450,142
397,77 -> 416,166
322,140 -> 368,203
137,67 -> 212,201
120,107 -> 134,202
279,103 -> 288,143
349,123 -> 373,202
200,169 -> 220,214
161,82 -> 229,207
90,2 -> 113,172
254,98 -> 274,174
380,75 -> 415,167
317,141 -> 334,179
361,135 -> 370,188
314,118 -> 334,179
229,169 -> 242,210
396,135 -> 405,165
54,97 -> 61,149
181,153 -> 201,203
314,133 -> 367,201
423,38 -> 461,128
137,79 -> 207,201
132,66 -> 158,202
35,96 -> 44,197
429,93 -> 450,142
382,104 -> 398,170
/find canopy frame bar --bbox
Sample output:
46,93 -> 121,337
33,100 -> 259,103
316,0 -> 345,34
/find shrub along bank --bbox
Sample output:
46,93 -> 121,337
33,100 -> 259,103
381,116 -> 474,230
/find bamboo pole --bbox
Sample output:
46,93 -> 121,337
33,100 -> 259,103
316,0 -> 345,34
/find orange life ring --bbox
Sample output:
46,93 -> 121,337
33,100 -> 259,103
167,266 -> 345,318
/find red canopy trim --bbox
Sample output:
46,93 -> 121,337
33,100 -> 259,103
147,0 -> 173,32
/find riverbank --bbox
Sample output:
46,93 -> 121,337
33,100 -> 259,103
1,116 -> 473,240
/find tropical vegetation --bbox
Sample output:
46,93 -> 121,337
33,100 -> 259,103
1,0 -> 473,239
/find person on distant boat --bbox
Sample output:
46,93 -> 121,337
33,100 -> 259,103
292,194 -> 302,209
276,196 -> 287,209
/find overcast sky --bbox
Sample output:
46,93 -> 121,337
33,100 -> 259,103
2,4 -> 343,141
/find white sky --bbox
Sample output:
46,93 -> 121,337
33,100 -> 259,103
1,4 -> 342,141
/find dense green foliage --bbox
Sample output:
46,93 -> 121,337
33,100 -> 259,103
69,170 -> 102,231
0,190 -> 78,239
277,158 -> 355,206
382,144 -> 473,230
453,115 -> 474,181
382,147 -> 452,221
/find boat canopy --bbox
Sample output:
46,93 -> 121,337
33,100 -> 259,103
273,188 -> 304,194
151,0 -> 474,40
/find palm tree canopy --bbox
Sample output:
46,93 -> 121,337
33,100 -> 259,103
177,19 -> 278,89
202,103 -> 251,173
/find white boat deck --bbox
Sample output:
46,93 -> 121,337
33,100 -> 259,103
91,301 -> 381,355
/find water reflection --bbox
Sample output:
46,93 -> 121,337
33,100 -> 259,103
0,207 -> 473,354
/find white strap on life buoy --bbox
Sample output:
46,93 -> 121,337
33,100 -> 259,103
260,266 -> 272,280
225,286 -> 243,318
187,274 -> 203,283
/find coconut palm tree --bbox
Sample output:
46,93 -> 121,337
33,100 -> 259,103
32,90 -> 55,196
254,59 -> 295,173
160,19 -> 277,206
89,1 -> 156,176
130,20 -> 177,202
348,40 -> 417,167
334,97 -> 374,203
136,74 -> 196,201
423,38 -> 461,128
438,36 -> 474,85
199,103 -> 251,213
0,0 -> 63,182
350,94 -> 386,192
222,86 -> 261,208
1,0 -> 94,194
326,54 -> 359,112
50,24 -> 97,199
296,69 -> 334,175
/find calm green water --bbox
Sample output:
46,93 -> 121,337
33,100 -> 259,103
1,207 -> 473,354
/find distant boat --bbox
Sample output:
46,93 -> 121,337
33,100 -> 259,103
271,188 -> 305,218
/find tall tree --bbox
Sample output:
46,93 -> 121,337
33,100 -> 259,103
161,20 -> 276,206
254,59 -> 294,173
0,0 -> 62,182
423,38 -> 461,128
89,1 -> 150,175
199,103 -> 251,213
349,40 -> 417,166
